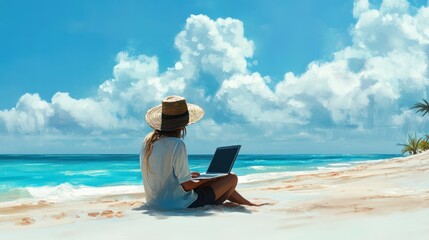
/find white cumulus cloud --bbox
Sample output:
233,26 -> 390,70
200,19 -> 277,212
0,14 -> 256,135
0,93 -> 54,134
0,1 -> 428,151
214,0 -> 429,132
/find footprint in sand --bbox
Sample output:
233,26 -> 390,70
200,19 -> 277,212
114,211 -> 125,218
108,201 -> 142,207
37,200 -> 54,206
88,210 -> 125,218
88,212 -> 100,217
101,210 -> 114,218
16,217 -> 35,226
52,212 -> 66,220
354,206 -> 374,212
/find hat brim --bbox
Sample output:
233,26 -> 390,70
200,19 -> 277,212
145,103 -> 204,131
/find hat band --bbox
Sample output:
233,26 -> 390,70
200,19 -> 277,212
160,112 -> 189,131
161,110 -> 189,120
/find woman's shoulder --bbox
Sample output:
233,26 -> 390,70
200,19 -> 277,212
159,137 -> 185,145
157,137 -> 186,154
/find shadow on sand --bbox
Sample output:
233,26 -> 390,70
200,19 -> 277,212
132,203 -> 253,219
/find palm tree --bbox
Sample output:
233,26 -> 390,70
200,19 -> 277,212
411,99 -> 429,116
398,134 -> 422,155
419,134 -> 429,151
419,139 -> 429,151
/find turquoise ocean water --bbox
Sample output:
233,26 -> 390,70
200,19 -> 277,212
0,154 -> 399,203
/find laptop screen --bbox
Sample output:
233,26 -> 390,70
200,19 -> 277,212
206,145 -> 241,174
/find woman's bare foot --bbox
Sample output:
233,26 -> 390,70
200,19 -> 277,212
248,199 -> 275,206
222,200 -> 273,207
249,202 -> 273,207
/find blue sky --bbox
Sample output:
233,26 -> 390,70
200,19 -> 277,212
0,0 -> 356,108
1,0 -> 429,154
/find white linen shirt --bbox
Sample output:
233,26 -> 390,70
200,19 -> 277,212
140,137 -> 197,209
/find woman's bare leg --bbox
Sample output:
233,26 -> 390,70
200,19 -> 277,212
214,179 -> 237,204
201,174 -> 258,206
227,190 -> 255,205
194,174 -> 268,206
209,174 -> 237,201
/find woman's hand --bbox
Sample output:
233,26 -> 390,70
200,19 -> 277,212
191,172 -> 200,178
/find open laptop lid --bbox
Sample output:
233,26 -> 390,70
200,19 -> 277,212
206,145 -> 241,174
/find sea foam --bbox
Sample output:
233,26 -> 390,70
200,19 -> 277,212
27,183 -> 143,201
60,170 -> 111,176
0,183 -> 143,204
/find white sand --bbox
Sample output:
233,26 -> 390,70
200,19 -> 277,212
1,151 -> 429,240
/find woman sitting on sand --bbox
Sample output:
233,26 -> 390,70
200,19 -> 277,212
140,96 -> 262,209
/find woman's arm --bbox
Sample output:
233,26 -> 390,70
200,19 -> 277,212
181,172 -> 211,191
181,179 -> 211,191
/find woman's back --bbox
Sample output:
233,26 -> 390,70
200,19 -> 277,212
140,137 -> 197,209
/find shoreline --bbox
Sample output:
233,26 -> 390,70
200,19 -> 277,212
1,152 -> 429,239
0,154 -> 399,205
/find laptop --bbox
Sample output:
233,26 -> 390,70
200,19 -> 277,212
193,145 -> 241,180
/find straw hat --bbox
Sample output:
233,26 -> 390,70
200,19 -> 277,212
145,96 -> 204,131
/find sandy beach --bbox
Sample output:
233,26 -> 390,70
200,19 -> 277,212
1,152 -> 429,240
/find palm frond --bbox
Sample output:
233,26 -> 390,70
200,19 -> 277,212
398,134 -> 422,155
411,99 -> 429,116
419,140 -> 429,151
